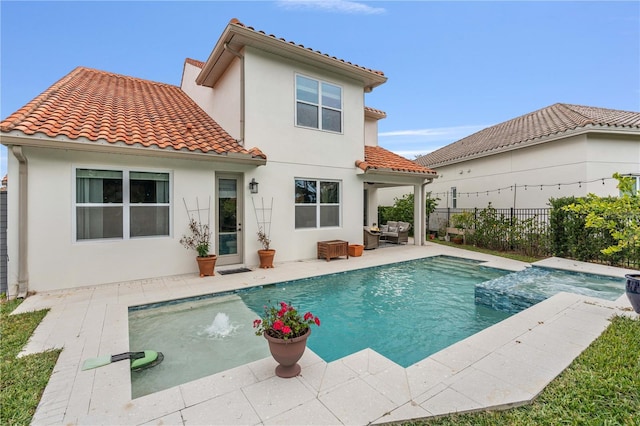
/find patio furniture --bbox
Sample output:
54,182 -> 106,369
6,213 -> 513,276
363,227 -> 381,250
380,221 -> 411,244
317,240 -> 349,261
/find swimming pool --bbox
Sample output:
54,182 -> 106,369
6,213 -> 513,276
129,255 -> 510,397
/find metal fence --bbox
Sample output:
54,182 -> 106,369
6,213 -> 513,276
428,207 -> 638,269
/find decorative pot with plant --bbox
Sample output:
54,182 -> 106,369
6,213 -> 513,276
253,301 -> 320,378
257,229 -> 275,269
180,217 -> 216,277
625,274 -> 640,313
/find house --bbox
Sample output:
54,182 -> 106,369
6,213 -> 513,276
380,103 -> 640,209
0,19 -> 436,295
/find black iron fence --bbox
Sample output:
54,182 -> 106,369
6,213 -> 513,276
428,207 -> 638,269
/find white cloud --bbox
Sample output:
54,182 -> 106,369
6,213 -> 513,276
379,125 -> 487,141
276,0 -> 385,14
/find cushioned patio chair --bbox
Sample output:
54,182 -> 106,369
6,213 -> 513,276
363,226 -> 380,249
381,221 -> 411,244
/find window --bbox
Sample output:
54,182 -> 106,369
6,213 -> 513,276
75,168 -> 170,240
295,179 -> 340,229
451,187 -> 457,208
295,75 -> 342,133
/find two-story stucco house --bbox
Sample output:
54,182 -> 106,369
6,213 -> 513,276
0,19 -> 436,295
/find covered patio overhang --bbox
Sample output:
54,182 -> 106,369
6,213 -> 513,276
355,148 -> 438,246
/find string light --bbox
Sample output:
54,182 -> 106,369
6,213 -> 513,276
426,176 -> 616,198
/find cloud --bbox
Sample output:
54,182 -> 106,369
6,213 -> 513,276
379,125 -> 488,141
378,124 -> 489,159
276,0 -> 385,15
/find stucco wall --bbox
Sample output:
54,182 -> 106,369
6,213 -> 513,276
240,47 -> 366,261
10,146 -> 260,292
399,133 -> 640,209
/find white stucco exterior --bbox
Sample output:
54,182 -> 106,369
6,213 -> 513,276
380,132 -> 640,209
3,21 -> 439,294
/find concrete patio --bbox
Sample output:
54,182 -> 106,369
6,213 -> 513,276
13,243 -> 638,425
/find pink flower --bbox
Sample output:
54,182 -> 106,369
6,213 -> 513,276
282,326 -> 292,334
273,320 -> 283,331
253,319 -> 261,328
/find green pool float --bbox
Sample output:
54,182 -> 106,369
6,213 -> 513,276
82,350 -> 164,371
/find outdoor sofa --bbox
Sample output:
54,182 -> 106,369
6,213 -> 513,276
380,221 -> 411,244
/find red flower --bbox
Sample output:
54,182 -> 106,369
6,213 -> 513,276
282,325 -> 292,334
273,320 -> 284,331
304,312 -> 313,321
277,308 -> 286,317
253,319 -> 261,328
314,317 -> 321,326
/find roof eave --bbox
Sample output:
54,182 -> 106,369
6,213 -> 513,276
0,133 -> 267,166
196,23 -> 387,90
424,125 -> 640,168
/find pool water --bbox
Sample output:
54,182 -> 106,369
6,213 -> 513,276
240,256 -> 510,366
475,266 -> 625,314
129,255 -> 510,397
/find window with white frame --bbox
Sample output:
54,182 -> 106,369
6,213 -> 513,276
75,168 -> 170,240
451,186 -> 457,208
295,179 -> 340,229
295,75 -> 342,133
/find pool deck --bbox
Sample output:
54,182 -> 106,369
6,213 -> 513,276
13,243 -> 639,425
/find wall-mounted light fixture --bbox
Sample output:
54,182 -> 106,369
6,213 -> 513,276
249,178 -> 259,194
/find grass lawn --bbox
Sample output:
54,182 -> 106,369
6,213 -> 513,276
0,299 -> 60,426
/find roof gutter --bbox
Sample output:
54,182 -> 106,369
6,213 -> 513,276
11,146 -> 28,298
224,42 -> 245,146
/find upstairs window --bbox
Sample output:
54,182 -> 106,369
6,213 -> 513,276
295,75 -> 342,133
295,179 -> 341,229
75,168 -> 170,241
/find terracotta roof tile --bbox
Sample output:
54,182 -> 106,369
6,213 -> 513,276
364,106 -> 387,120
417,103 -> 640,167
185,58 -> 205,69
229,18 -> 385,77
358,146 -> 436,175
0,66 -> 265,160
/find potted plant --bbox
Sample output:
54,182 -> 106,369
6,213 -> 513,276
257,228 -> 275,268
253,301 -> 320,378
180,217 -> 216,277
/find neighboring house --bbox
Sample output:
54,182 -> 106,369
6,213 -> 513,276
0,19 -> 436,294
381,103 -> 640,209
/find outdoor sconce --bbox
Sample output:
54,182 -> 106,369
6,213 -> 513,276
249,178 -> 259,194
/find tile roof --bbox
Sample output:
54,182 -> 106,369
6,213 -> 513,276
364,106 -> 387,120
185,58 -> 205,69
229,18 -> 385,77
357,146 -> 437,176
417,103 -> 640,167
0,66 -> 265,160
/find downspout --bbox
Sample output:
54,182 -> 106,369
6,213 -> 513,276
224,43 -> 245,145
11,146 -> 28,297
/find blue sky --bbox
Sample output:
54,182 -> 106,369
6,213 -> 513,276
1,1 -> 639,178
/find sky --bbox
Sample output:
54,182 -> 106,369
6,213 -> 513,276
1,1 -> 639,178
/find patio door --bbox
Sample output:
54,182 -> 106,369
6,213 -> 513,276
216,174 -> 243,266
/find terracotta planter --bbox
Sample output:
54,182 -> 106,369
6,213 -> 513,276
625,274 -> 640,313
258,249 -> 276,269
196,255 -> 217,277
348,244 -> 364,257
452,236 -> 463,244
264,328 -> 310,378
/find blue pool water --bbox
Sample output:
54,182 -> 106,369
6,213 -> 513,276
240,256 -> 510,367
475,266 -> 625,314
129,255 -> 509,397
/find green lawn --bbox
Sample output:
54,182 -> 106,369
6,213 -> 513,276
0,299 -> 60,426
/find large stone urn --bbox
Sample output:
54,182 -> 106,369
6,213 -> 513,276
264,328 -> 310,378
625,274 -> 640,313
